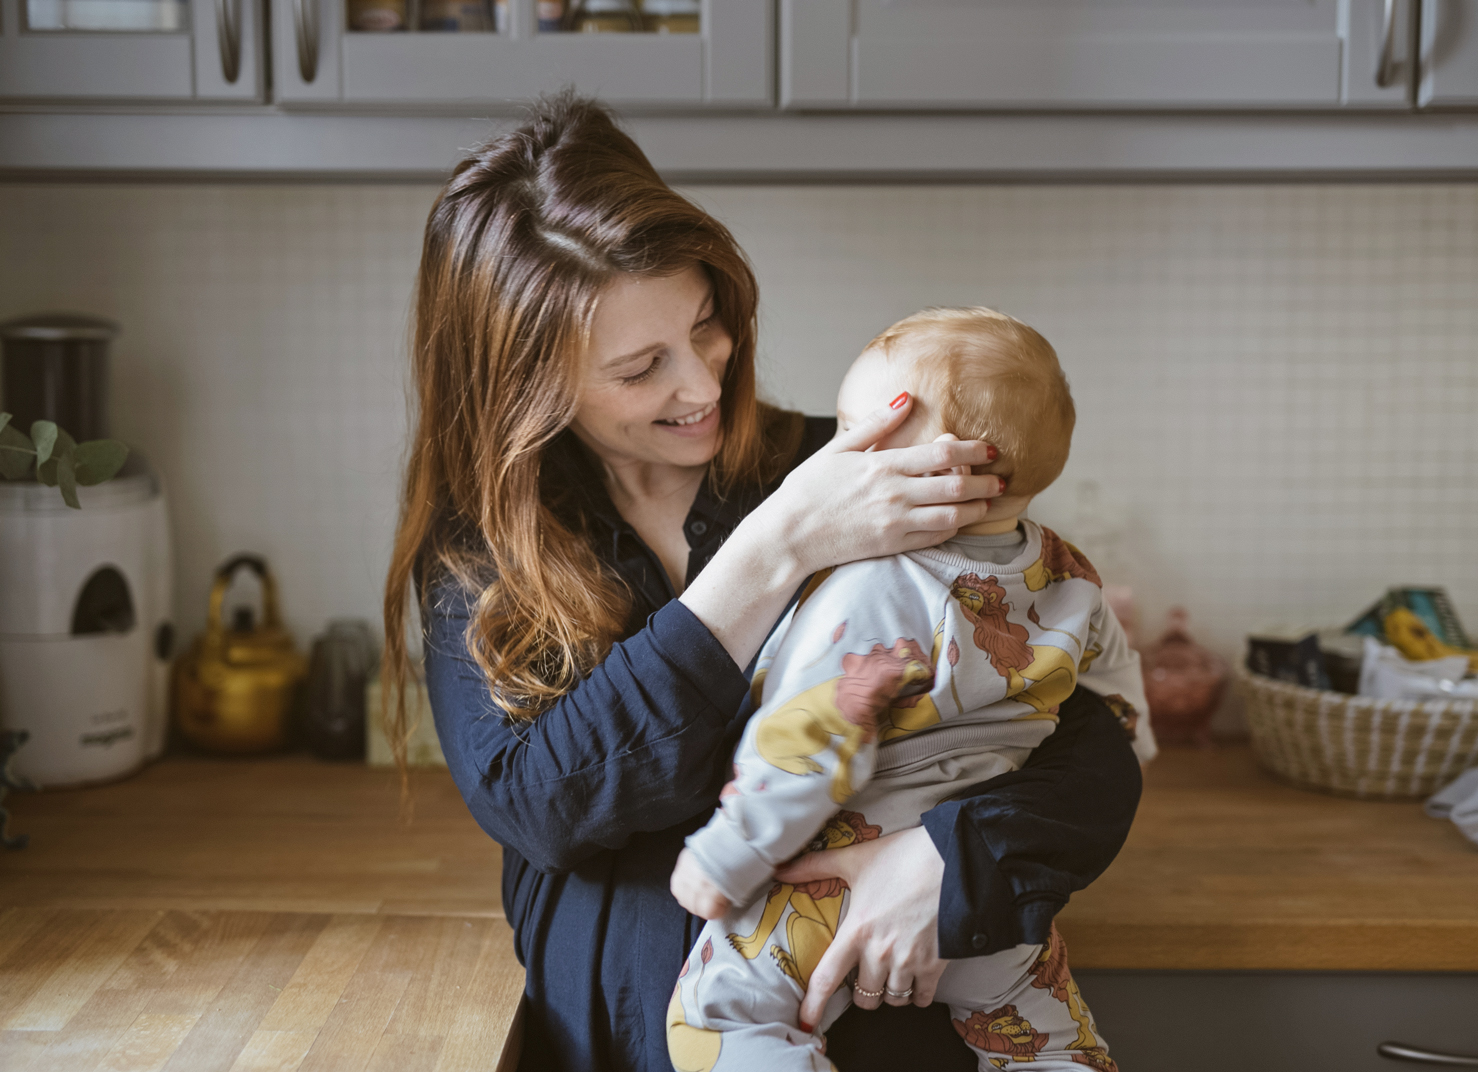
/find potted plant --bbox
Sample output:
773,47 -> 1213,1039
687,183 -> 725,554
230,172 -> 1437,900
0,414 -> 129,507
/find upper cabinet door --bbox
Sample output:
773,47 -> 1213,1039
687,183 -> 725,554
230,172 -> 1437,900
0,0 -> 264,100
783,0 -> 1417,110
1419,0 -> 1478,107
272,0 -> 770,107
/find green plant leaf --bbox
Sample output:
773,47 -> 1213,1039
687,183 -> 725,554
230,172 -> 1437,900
73,440 -> 129,486
30,421 -> 58,466
55,447 -> 80,509
0,422 -> 34,480
34,430 -> 74,489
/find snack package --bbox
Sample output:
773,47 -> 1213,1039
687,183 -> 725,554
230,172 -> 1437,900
1246,630 -> 1329,689
1315,628 -> 1364,694
1357,637 -> 1478,701
1348,587 -> 1471,650
1382,607 -> 1478,673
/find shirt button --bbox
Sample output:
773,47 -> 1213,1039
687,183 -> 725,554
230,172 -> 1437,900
689,520 -> 708,536
971,932 -> 989,951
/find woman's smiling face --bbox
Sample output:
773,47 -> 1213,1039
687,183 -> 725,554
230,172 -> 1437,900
570,264 -> 733,473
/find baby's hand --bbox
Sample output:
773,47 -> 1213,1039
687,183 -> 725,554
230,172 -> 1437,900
670,849 -> 733,920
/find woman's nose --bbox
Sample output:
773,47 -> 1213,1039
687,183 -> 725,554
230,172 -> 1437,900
671,345 -> 723,404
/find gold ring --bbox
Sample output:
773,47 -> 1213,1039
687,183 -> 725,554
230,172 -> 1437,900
853,984 -> 884,1000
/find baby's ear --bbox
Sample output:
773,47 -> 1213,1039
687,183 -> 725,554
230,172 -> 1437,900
929,433 -> 970,477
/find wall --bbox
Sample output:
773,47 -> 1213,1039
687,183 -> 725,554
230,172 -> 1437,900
3,183 -> 1476,732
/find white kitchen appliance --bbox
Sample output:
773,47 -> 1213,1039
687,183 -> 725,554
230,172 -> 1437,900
0,314 -> 174,787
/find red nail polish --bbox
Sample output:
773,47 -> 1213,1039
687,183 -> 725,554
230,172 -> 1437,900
889,392 -> 909,410
799,1021 -> 814,1034
997,477 -> 1007,495
986,445 -> 998,461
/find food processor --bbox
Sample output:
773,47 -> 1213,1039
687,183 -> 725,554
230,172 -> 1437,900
0,314 -> 174,787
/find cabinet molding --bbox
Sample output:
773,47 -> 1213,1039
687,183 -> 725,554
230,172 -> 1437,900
4,110 -> 1478,181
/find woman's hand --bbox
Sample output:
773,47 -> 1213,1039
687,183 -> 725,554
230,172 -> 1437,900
761,394 -> 1004,579
681,394 -> 1002,671
774,826 -> 948,1029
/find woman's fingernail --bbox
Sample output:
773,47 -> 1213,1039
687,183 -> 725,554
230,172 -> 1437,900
997,477 -> 1008,495
986,445 -> 998,461
889,392 -> 909,410
799,1020 -> 814,1034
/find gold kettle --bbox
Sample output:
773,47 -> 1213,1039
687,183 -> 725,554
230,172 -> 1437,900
174,555 -> 307,753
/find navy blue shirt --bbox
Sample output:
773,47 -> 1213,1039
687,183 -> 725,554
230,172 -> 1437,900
423,418 -> 1142,1072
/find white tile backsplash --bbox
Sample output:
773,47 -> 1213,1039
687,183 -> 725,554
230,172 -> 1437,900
3,182 -> 1476,733
0,185 -> 423,657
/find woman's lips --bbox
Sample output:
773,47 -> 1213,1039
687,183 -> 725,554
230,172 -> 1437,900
656,401 -> 719,437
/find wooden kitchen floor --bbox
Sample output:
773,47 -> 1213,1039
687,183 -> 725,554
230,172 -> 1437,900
0,757 -> 519,1072
0,909 -> 521,1072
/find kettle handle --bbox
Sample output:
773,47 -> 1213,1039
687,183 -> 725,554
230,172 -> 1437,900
206,554 -> 285,635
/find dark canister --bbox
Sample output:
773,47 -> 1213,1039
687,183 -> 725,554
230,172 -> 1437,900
304,619 -> 378,760
0,314 -> 117,442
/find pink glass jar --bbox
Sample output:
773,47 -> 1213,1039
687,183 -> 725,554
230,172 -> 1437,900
1141,607 -> 1228,746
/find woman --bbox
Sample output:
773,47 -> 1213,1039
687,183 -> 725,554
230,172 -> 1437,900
383,95 -> 1141,1072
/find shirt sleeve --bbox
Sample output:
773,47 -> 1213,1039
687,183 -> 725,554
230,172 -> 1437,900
683,559 -> 938,907
1077,597 -> 1158,764
920,684 -> 1143,960
421,574 -> 749,875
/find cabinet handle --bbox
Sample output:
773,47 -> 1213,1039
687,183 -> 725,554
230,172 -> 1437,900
1379,1042 -> 1478,1067
293,0 -> 319,83
1375,0 -> 1401,87
215,0 -> 241,83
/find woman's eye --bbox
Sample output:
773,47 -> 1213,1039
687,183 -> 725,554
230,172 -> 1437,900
622,355 -> 662,385
693,312 -> 718,332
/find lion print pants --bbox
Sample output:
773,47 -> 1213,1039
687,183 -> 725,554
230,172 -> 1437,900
667,763 -> 1117,1072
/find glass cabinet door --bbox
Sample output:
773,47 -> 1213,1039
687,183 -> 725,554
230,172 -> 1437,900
25,0 -> 189,31
0,0 -> 264,100
272,0 -> 769,107
783,0 -> 1416,111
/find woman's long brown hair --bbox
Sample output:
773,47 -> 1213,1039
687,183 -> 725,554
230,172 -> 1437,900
383,94 -> 801,791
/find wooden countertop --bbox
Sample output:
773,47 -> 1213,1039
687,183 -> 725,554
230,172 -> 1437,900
1058,745 -> 1478,972
3,746 -> 1477,1069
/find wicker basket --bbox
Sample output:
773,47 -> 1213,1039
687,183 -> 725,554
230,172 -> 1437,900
1240,669 -> 1478,799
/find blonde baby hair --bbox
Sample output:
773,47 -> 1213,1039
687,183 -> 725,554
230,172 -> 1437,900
867,307 -> 1075,498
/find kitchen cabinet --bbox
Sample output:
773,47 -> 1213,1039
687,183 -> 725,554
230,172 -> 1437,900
1420,0 -> 1478,106
1079,971 -> 1478,1072
10,0 -> 1478,176
782,0 -> 1418,110
0,0 -> 265,101
270,0 -> 770,107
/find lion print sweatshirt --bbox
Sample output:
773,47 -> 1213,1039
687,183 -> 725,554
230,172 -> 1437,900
683,520 -> 1155,908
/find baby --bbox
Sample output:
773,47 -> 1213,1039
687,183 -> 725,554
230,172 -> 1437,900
666,307 -> 1156,1072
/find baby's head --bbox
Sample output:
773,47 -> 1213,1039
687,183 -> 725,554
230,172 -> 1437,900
837,307 -> 1075,517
